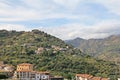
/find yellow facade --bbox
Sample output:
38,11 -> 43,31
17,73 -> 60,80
16,63 -> 33,71
14,63 -> 50,80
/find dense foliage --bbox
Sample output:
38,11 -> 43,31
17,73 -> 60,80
0,30 -> 118,79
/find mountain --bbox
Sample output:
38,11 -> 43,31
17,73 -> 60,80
0,30 -> 118,79
65,35 -> 120,64
65,37 -> 85,47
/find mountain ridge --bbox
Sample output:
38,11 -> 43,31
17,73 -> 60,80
65,35 -> 120,63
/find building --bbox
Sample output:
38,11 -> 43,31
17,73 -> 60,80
76,74 -> 93,80
0,62 -> 14,79
76,74 -> 109,80
14,63 -> 50,80
16,63 -> 33,71
0,62 -> 14,72
91,77 -> 109,80
35,47 -> 44,54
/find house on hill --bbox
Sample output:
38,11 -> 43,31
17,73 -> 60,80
76,74 -> 93,80
0,61 -> 14,79
13,63 -> 50,80
92,77 -> 109,80
76,74 -> 109,80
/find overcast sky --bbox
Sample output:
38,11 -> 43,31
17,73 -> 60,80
0,0 -> 120,40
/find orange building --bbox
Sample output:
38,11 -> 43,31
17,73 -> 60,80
16,63 -> 33,71
14,63 -> 50,80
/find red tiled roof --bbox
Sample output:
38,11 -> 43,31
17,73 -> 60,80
91,77 -> 102,80
17,63 -> 32,66
16,70 -> 32,72
76,74 -> 109,80
32,71 -> 49,74
17,70 -> 49,74
76,74 -> 93,79
0,70 -> 13,72
0,64 -> 5,67
101,78 -> 109,80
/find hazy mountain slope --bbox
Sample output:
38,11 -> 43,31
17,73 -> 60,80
65,35 -> 120,63
0,30 -> 118,79
65,37 -> 85,47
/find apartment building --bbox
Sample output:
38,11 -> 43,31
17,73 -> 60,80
14,63 -> 50,80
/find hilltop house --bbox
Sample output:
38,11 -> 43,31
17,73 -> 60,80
35,47 -> 44,54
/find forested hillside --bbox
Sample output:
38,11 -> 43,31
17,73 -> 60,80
65,35 -> 120,64
0,30 -> 118,79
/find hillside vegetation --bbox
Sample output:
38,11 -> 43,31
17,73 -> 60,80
65,35 -> 120,64
0,30 -> 118,79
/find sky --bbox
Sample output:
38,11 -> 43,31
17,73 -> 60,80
0,0 -> 120,40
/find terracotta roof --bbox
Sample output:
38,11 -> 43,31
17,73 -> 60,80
16,70 -> 32,72
32,71 -> 49,74
91,77 -> 102,80
76,74 -> 93,79
0,70 -> 13,72
38,72 -> 49,74
101,78 -> 109,80
17,70 -> 49,74
0,64 -> 5,67
17,63 -> 32,66
76,74 -> 109,80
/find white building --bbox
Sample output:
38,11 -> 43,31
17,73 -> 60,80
13,63 -> 50,80
34,71 -> 50,80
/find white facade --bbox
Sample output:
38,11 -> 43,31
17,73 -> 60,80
76,76 -> 88,80
16,71 -> 50,80
14,63 -> 50,80
35,73 -> 40,80
35,73 -> 49,80
41,74 -> 49,80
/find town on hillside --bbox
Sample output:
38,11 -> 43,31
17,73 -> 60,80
0,61 -> 119,80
